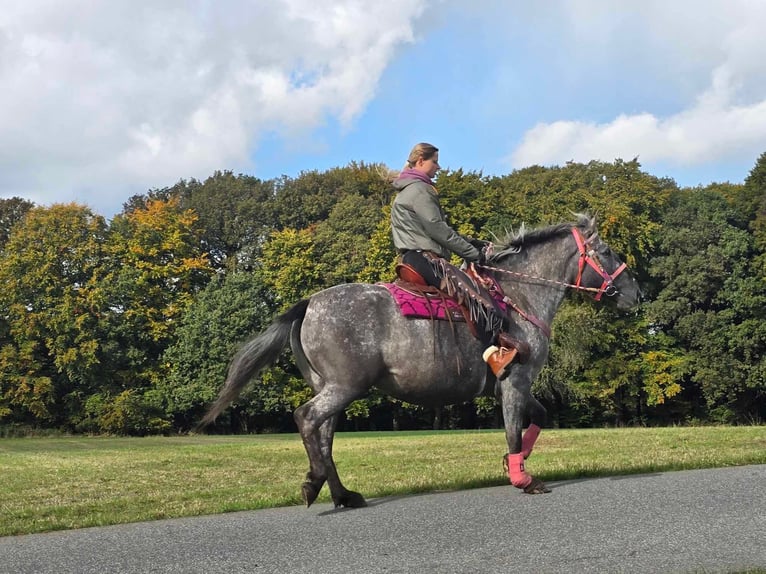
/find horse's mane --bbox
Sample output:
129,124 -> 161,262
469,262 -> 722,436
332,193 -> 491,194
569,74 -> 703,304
491,213 -> 595,260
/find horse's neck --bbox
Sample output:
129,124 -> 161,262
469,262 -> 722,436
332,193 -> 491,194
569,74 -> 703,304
498,238 -> 575,323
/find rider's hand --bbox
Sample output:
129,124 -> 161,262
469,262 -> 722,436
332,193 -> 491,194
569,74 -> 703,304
467,237 -> 490,250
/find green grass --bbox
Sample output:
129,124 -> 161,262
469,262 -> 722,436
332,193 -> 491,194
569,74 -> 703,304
0,426 -> 764,537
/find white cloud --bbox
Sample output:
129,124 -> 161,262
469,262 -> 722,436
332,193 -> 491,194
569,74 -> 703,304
508,1 -> 766,174
0,0 -> 426,215
5,1 -> 764,214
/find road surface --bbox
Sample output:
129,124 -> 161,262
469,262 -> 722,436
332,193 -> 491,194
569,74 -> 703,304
2,465 -> 764,573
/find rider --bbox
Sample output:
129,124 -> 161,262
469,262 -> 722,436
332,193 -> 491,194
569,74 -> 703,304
390,142 -> 528,379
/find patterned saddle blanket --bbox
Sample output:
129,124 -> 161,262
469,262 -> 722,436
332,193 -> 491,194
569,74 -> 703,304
380,280 -> 507,321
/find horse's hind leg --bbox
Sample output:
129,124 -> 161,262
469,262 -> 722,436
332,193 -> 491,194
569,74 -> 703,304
319,416 -> 367,508
293,389 -> 362,507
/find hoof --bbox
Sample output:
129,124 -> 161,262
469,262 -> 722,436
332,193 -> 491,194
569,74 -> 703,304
523,477 -> 551,494
301,481 -> 321,507
333,491 -> 367,509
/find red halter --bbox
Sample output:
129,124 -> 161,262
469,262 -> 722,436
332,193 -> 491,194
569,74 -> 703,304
571,227 -> 627,301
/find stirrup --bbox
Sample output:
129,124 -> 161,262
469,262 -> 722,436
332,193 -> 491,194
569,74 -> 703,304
483,345 -> 519,378
497,333 -> 531,364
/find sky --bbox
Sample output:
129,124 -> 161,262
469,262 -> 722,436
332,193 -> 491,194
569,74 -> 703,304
2,0 -> 765,218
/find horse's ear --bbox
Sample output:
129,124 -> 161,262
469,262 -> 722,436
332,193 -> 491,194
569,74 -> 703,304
585,214 -> 598,236
573,212 -> 597,236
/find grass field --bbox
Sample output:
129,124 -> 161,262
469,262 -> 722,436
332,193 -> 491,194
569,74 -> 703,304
1,426 -> 764,537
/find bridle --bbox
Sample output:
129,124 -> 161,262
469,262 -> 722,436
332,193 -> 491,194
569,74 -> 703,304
474,225 -> 629,338
478,226 -> 628,300
570,227 -> 627,301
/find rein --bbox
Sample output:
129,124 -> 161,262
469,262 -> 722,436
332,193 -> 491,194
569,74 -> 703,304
477,226 -> 627,338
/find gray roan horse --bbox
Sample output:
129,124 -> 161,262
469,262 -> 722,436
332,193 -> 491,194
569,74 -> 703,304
201,214 -> 641,507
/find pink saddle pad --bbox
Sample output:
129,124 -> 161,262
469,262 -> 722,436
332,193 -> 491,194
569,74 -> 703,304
380,282 -> 508,323
380,282 -> 465,321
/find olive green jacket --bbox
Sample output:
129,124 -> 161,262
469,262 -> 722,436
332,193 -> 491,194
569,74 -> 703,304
390,177 -> 480,261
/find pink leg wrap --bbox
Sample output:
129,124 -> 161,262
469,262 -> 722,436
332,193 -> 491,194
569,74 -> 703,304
505,452 -> 532,488
521,424 -> 541,459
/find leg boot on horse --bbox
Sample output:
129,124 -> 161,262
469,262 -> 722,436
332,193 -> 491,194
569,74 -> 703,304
497,375 -> 551,494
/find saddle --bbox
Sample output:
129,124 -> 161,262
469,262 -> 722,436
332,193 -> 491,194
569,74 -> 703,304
381,263 -> 507,338
395,262 -> 428,287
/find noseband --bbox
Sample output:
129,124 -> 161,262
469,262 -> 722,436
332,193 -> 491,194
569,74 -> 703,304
571,228 -> 627,301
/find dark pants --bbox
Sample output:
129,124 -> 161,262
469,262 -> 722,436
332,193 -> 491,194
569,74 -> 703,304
401,250 -> 441,287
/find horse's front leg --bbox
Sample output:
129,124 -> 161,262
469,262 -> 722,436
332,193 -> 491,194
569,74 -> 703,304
497,374 -> 551,494
522,395 -> 546,459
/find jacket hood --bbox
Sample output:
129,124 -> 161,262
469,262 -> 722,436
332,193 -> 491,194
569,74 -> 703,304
392,177 -> 416,192
393,168 -> 434,191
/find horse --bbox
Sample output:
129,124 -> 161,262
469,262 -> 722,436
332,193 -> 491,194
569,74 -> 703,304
201,214 -> 641,507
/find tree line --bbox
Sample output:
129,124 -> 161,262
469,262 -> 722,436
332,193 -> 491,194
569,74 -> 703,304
1,154 -> 765,435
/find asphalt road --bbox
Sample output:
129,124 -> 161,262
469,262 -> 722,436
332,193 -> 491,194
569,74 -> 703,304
2,465 -> 764,574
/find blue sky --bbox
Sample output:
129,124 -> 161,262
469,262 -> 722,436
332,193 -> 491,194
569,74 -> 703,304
2,1 -> 765,218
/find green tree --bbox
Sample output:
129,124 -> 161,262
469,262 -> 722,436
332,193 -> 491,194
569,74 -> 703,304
272,162 -> 394,230
101,197 -> 214,383
0,204 -> 108,426
184,171 -> 276,271
358,204 -> 398,284
313,193 -> 385,286
647,187 -> 765,422
137,172 -> 278,271
160,271 -> 288,431
0,197 -> 34,250
261,227 -> 322,305
73,197 -> 215,434
740,152 -> 766,279
434,168 -> 492,235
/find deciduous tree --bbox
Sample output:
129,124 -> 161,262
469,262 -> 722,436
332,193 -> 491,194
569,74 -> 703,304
0,204 -> 108,425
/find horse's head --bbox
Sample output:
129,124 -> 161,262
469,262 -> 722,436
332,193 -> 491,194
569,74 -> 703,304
486,214 -> 641,312
571,215 -> 641,311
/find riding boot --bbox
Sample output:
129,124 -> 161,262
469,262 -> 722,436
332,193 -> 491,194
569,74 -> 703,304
482,333 -> 530,379
498,333 -> 530,364
482,345 -> 518,378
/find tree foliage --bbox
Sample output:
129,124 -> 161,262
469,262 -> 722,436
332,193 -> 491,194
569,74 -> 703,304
160,271 -> 282,431
0,197 -> 34,250
1,154 -> 765,433
0,204 -> 108,425
646,188 -> 765,422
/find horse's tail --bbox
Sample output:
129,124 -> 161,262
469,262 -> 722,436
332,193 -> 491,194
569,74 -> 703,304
198,298 -> 310,429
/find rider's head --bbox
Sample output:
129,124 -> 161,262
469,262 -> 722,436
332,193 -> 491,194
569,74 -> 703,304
405,143 -> 440,179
